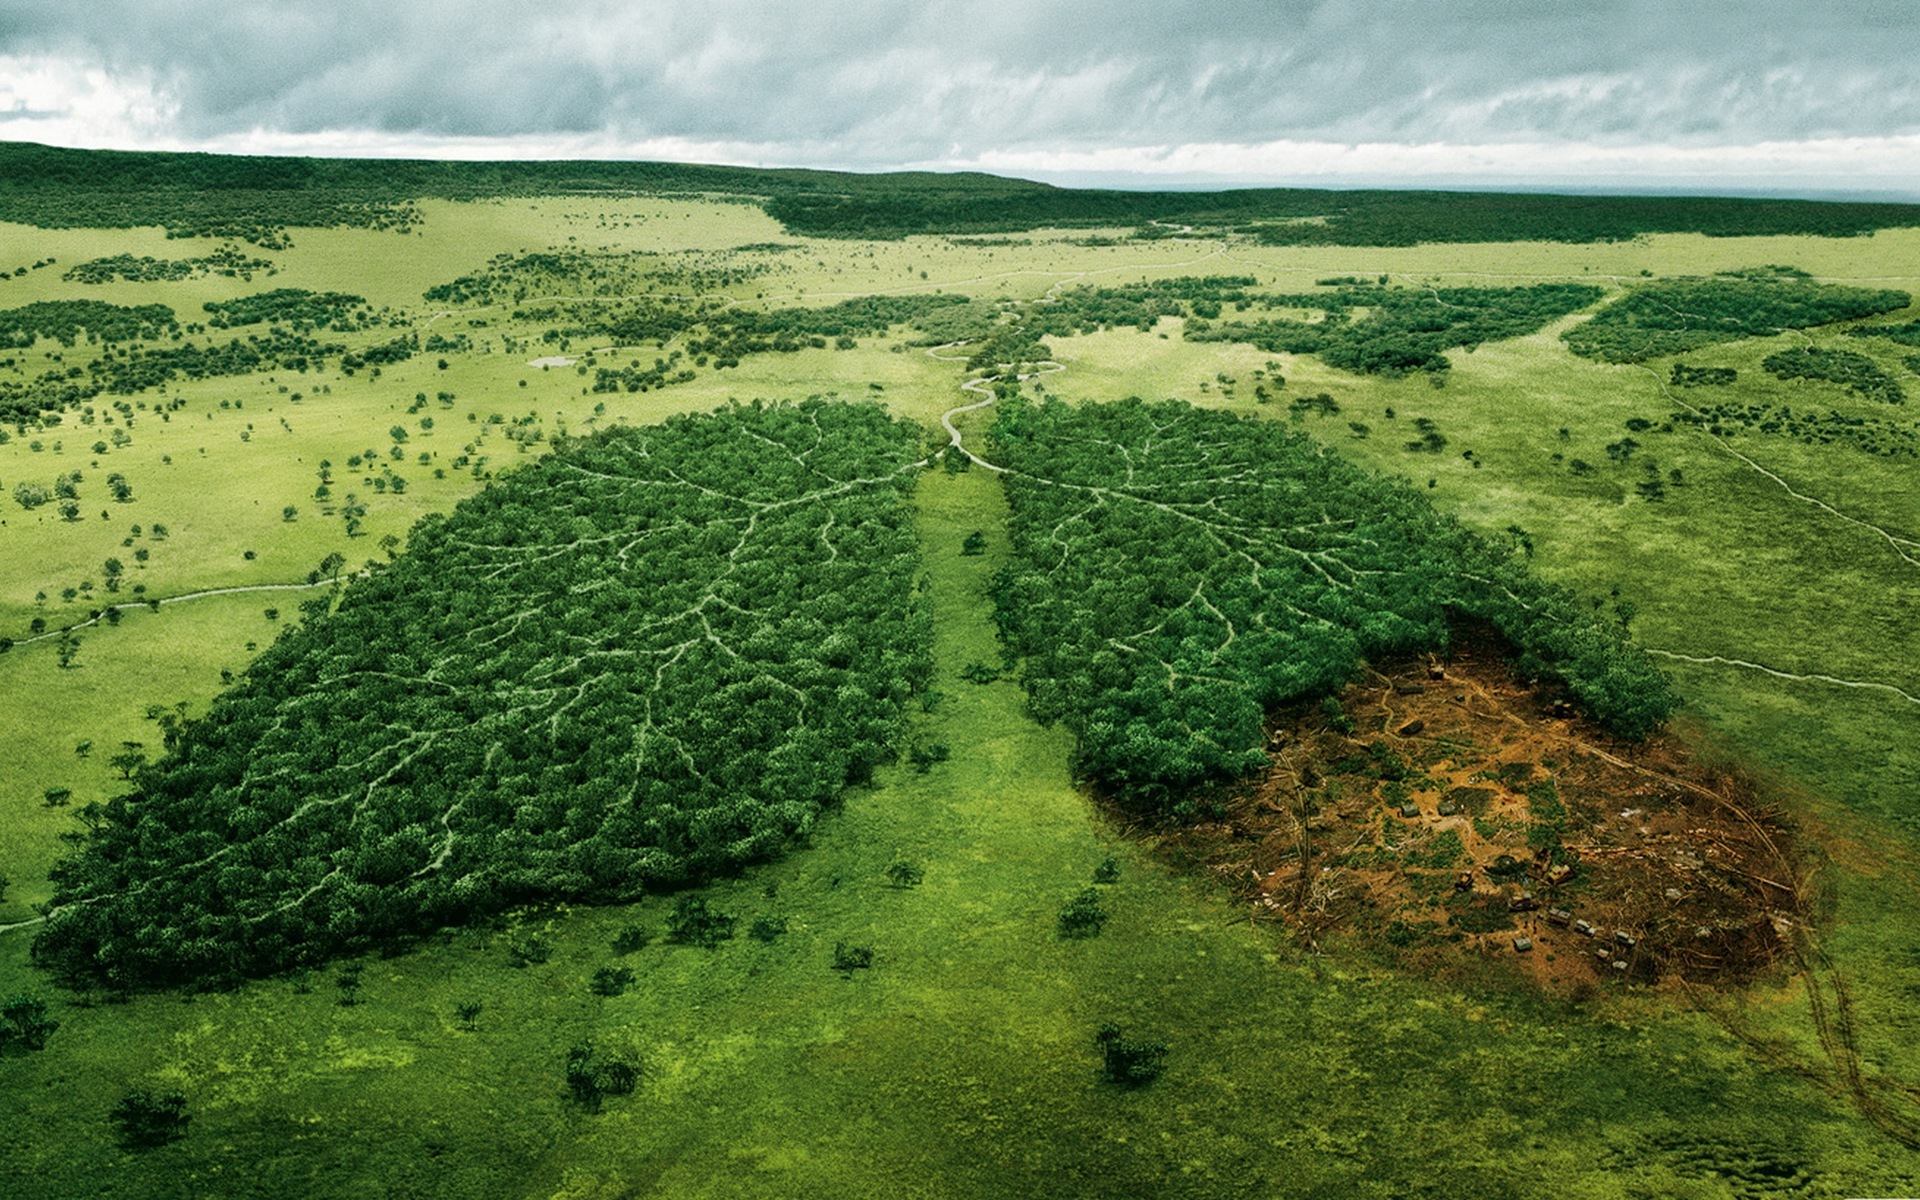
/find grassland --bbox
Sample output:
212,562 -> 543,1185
4,187 -> 1920,1196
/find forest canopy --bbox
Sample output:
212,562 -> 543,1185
988,398 -> 1676,810
32,401 -> 933,990
1562,275 -> 1911,363
1187,282 -> 1603,376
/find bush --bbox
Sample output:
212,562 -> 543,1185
588,966 -> 634,997
1095,1023 -> 1167,1087
564,1042 -> 638,1112
664,897 -> 735,949
1058,889 -> 1109,938
0,994 -> 58,1054
832,942 -> 874,973
111,1088 -> 189,1149
611,924 -> 652,954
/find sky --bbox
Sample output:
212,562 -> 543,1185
2,0 -> 1918,196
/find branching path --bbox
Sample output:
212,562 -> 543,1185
1636,363 -> 1920,568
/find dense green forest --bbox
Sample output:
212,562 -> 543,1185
988,398 -> 1675,810
1846,320 -> 1920,347
1187,281 -> 1603,375
31,401 -> 932,990
1762,346 -> 1907,405
62,247 -> 276,285
8,140 -> 1920,247
0,300 -> 178,348
1562,274 -> 1911,362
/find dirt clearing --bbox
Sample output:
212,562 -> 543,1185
1135,618 -> 1803,998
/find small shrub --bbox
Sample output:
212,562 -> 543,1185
111,1088 -> 190,1149
885,860 -> 925,888
564,1042 -> 638,1112
1095,1023 -> 1167,1087
832,942 -> 874,973
960,530 -> 988,556
664,896 -> 735,948
907,742 -> 951,772
611,924 -> 652,954
1092,855 -> 1121,884
748,916 -> 788,943
589,966 -> 634,997
0,994 -> 59,1054
1319,695 -> 1355,734
1058,889 -> 1109,938
506,935 -> 553,968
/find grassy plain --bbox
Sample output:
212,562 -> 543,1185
3,196 -> 1920,1196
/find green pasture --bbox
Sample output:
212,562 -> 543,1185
3,198 -> 1920,1195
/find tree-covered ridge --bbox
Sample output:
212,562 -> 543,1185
32,400 -> 933,990
1762,347 -> 1906,405
1845,320 -> 1920,348
1020,277 -> 1263,336
1186,283 -> 1604,376
422,249 -> 774,307
988,398 -> 1675,810
62,247 -> 275,285
201,288 -> 371,331
1562,276 -> 1912,363
0,300 -> 178,348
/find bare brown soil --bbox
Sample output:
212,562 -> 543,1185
1137,620 -> 1805,998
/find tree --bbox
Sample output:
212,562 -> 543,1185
564,1042 -> 637,1111
111,1088 -> 190,1148
55,631 -> 80,670
1095,1023 -> 1167,1087
0,994 -> 59,1054
455,1001 -> 481,1031
1058,888 -> 1108,938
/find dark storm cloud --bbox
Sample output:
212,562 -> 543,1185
2,0 -> 1917,172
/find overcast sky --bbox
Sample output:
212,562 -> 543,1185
3,1 -> 1918,195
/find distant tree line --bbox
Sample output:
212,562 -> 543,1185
1563,275 -> 1910,362
10,141 -> 1920,248
63,246 -> 275,285
1189,283 -> 1602,376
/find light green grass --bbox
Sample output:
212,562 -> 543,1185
5,467 -> 1912,1199
4,203 -> 1920,1195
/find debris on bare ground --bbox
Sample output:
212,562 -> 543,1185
1138,618 -> 1803,998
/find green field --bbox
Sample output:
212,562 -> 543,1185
5,171 -> 1920,1197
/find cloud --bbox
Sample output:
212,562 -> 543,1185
1,1 -> 1917,191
